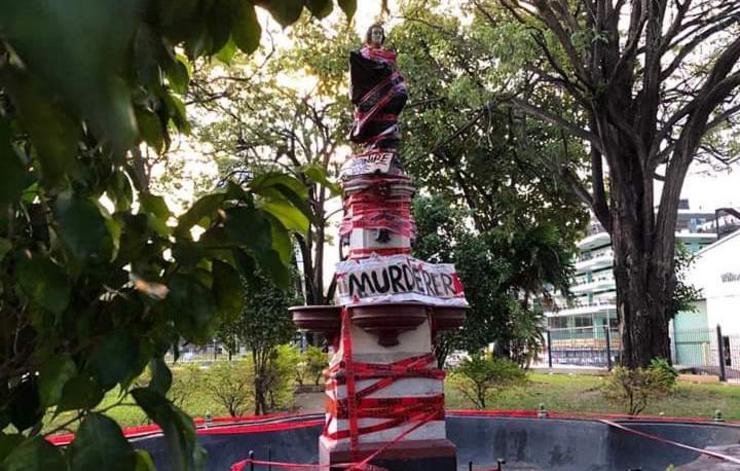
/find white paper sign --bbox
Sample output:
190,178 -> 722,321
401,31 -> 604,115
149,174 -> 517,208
335,255 -> 468,307
340,152 -> 395,177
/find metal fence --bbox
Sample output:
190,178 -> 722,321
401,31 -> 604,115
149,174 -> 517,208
544,324 -> 740,381
545,326 -> 621,369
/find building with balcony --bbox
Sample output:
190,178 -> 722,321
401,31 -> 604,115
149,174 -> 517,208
545,200 -> 718,363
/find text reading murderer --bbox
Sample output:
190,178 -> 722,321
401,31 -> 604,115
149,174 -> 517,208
336,255 -> 467,306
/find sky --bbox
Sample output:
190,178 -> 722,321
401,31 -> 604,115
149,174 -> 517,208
671,166 -> 740,211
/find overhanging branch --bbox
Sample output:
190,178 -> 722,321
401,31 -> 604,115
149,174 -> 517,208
507,97 -> 603,153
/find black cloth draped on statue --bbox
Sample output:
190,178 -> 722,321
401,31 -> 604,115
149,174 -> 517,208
349,46 -> 408,151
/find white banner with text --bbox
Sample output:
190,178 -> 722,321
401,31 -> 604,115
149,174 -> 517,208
335,255 -> 468,306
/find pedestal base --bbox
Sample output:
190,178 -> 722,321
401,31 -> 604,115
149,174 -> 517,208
319,438 -> 457,471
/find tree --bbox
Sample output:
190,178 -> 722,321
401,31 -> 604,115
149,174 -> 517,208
0,1 -> 356,469
208,361 -> 253,417
468,0 -> 740,367
221,271 -> 299,415
412,195 -> 574,367
189,18 -> 357,305
390,4 -> 590,244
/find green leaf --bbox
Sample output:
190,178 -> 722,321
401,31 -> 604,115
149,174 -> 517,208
223,207 -> 290,286
0,0 -> 141,152
58,375 -> 104,412
107,170 -> 133,212
224,207 -> 271,252
0,119 -> 28,205
176,193 -> 226,237
0,435 -> 25,462
134,450 -> 156,471
68,414 -> 135,471
156,0 -> 200,41
163,92 -> 191,134
136,109 -> 165,154
0,67 -> 80,188
87,333 -> 141,389
167,274 -> 217,343
233,1 -> 261,54
166,58 -> 190,95
215,38 -> 238,65
259,200 -> 309,234
257,0 -> 304,27
131,388 -> 206,471
268,215 -> 292,264
140,194 -> 172,222
255,248 -> 290,288
2,437 -> 65,471
306,0 -> 333,18
148,357 -> 172,395
54,191 -> 110,262
249,172 -> 308,199
38,354 -> 77,407
133,22 -> 164,87
212,260 -> 244,322
17,255 -> 71,315
207,0 -> 232,54
338,0 -> 357,18
0,238 -> 11,263
302,162 -> 341,196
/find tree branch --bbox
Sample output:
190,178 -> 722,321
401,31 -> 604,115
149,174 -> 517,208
507,97 -> 604,153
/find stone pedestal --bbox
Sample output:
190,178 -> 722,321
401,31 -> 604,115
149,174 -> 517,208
315,314 -> 457,470
319,437 -> 458,471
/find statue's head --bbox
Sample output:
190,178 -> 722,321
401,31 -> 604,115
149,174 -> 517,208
365,24 -> 385,47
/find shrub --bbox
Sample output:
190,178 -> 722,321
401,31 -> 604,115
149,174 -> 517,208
264,345 -> 300,411
649,358 -> 679,386
207,361 -> 253,417
304,346 -> 328,386
169,364 -> 204,408
294,345 -> 327,388
451,354 -> 527,409
602,361 -> 677,415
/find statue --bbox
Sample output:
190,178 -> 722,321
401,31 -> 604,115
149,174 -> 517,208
291,21 -> 466,471
349,24 -> 408,152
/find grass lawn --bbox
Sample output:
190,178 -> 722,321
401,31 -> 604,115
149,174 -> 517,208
446,372 -> 740,420
44,372 -> 740,435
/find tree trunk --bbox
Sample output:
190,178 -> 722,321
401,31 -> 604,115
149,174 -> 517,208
610,195 -> 672,368
252,350 -> 268,415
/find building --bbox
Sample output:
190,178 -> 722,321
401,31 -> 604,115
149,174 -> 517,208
545,200 -> 717,365
672,225 -> 740,368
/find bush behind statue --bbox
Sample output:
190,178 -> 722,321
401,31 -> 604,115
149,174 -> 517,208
451,354 -> 527,409
602,359 -> 678,415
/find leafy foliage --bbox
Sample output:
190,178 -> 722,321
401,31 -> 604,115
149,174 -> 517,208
390,2 -> 589,243
189,17 -> 357,305
216,271 -> 299,414
450,354 -> 526,409
669,242 -> 703,319
0,1 -> 355,469
466,0 -> 740,366
303,345 -> 328,387
412,195 -> 572,367
207,361 -> 253,417
602,362 -> 677,415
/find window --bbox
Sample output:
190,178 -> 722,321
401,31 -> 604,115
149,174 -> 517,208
549,317 -> 568,329
574,315 -> 593,328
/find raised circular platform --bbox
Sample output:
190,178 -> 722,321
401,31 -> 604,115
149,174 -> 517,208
51,411 -> 740,470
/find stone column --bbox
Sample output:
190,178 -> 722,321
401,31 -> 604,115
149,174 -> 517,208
292,154 -> 466,471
